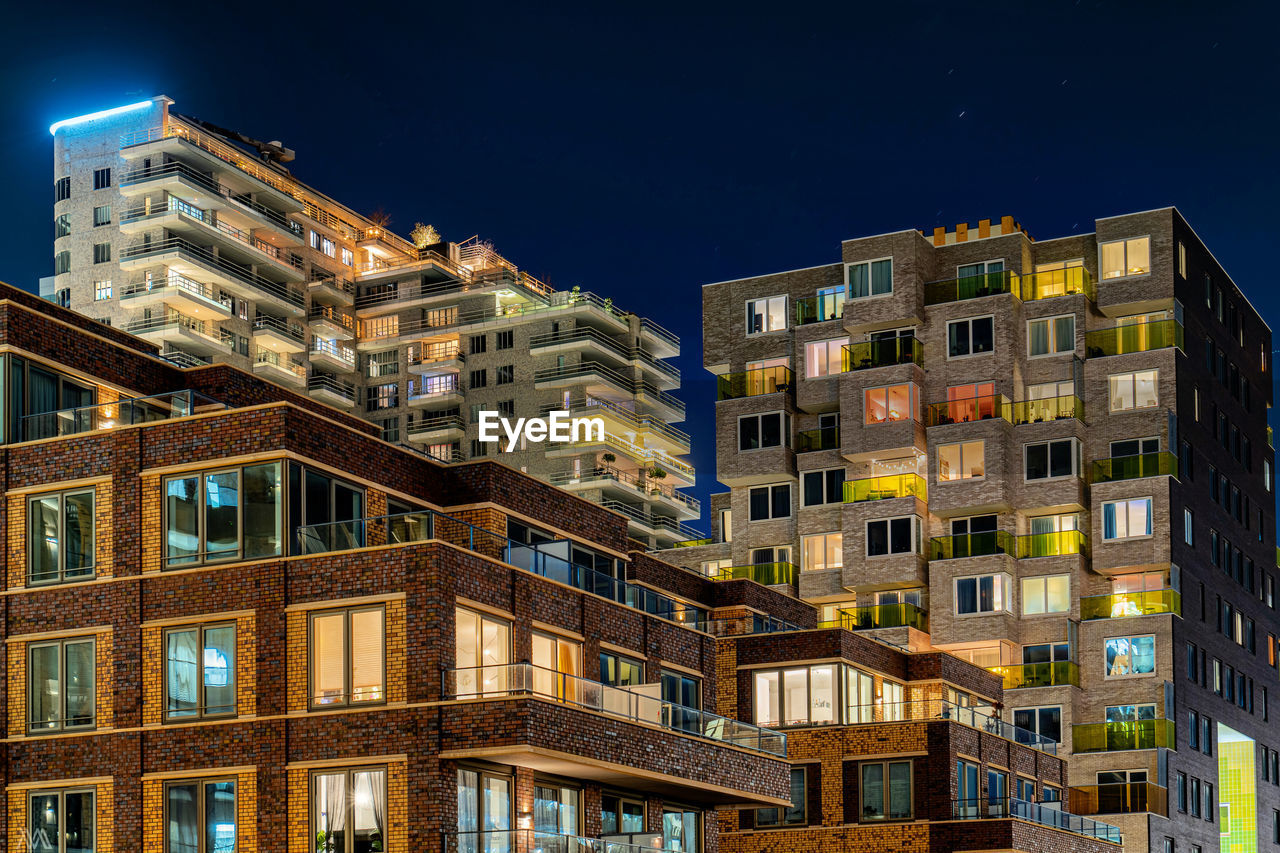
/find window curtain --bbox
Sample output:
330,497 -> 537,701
360,770 -> 387,850
1029,322 -> 1049,356
458,770 -> 479,853
167,630 -> 199,715
1103,505 -> 1118,540
166,784 -> 199,853
870,260 -> 892,295
849,264 -> 868,298
318,772 -> 346,851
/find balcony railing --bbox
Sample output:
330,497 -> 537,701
830,700 -> 1056,753
17,390 -> 226,442
1015,530 -> 1088,558
1021,266 -> 1095,301
1085,319 -> 1184,357
1069,782 -> 1168,818
308,304 -> 355,332
118,160 -> 302,235
843,473 -> 927,503
534,361 -> 635,396
408,344 -> 464,368
796,425 -> 839,452
705,562 -> 798,585
308,273 -> 355,296
121,272 -> 233,312
253,350 -> 304,378
1009,395 -> 1083,425
409,375 -> 462,398
1091,452 -> 1177,482
925,394 -> 1011,426
924,270 -> 1019,305
826,602 -> 928,632
548,467 -> 700,514
988,661 -> 1080,690
307,374 -> 356,402
252,314 -> 305,342
120,237 -> 304,307
673,538 -> 713,548
794,294 -> 845,325
929,531 -> 1016,561
841,336 -> 922,371
406,415 -> 466,437
599,501 -> 702,541
949,799 -> 1121,844
1080,589 -> 1181,620
717,366 -> 793,400
443,830 -> 668,853
310,339 -> 356,369
1073,718 -> 1175,753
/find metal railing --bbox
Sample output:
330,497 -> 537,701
564,396 -> 691,448
925,394 -> 1011,426
307,374 -> 356,401
1015,530 -> 1088,558
1091,452 -> 1177,482
1021,266 -> 1095,301
988,661 -> 1080,690
19,390 -> 226,442
842,336 -> 922,370
929,531 -> 1016,561
924,270 -> 1019,304
535,361 -> 634,394
704,562 -> 798,585
829,700 -> 1056,753
549,467 -> 700,513
120,237 -> 304,307
445,662 -> 786,756
253,350 -> 305,379
1072,718 -> 1175,753
717,366 -> 793,399
407,415 -> 466,436
308,274 -> 355,295
117,161 -> 301,235
308,304 -> 355,332
1079,589 -> 1180,620
1069,782 -> 1168,817
796,425 -> 839,452
639,317 -> 679,350
443,830 -> 665,853
121,272 -> 232,312
409,375 -> 462,398
310,339 -> 356,368
599,501 -> 702,540
126,313 -> 214,338
252,314 -> 305,341
1086,319 -> 1184,357
843,473 -> 926,503
1009,395 -> 1083,425
949,798 -> 1121,844
408,343 -> 464,368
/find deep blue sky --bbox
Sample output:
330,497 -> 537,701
2,2 -> 1278,526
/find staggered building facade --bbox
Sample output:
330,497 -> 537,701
46,97 -> 697,548
657,208 -> 1278,852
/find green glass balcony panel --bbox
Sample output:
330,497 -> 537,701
843,473 -> 927,503
1072,718 -> 1175,753
929,530 -> 1017,561
923,270 -> 1020,305
1092,452 -> 1178,482
925,394 -> 1011,426
717,365 -> 794,400
1080,589 -> 1181,620
795,294 -> 845,325
1016,530 -> 1088,559
796,426 -> 840,452
707,562 -> 798,585
841,336 -> 922,371
1009,395 -> 1083,425
1085,319 -> 1184,357
1021,266 -> 1095,302
837,602 -> 928,632
989,660 -> 1080,690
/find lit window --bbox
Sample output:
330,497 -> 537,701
27,789 -> 95,853
1109,370 -> 1159,411
938,441 -> 985,481
1103,498 -> 1153,540
454,606 -> 511,697
937,382 -> 997,423
805,338 -> 847,378
1028,314 -> 1075,356
1178,242 -> 1187,278
28,638 -> 95,732
311,768 -> 387,853
1104,637 -> 1156,677
93,280 -> 112,301
163,463 -> 285,567
813,285 -> 846,320
955,573 -> 1011,615
1100,236 -> 1150,279
341,247 -> 354,266
801,532 -> 842,571
864,384 -> 914,424
309,606 -> 385,708
746,296 -> 787,334
1022,575 -> 1070,615
164,623 -> 236,720
947,316 -> 994,358
753,664 -> 840,726
847,258 -> 892,299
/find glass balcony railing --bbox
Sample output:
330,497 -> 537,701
1009,395 -> 1083,425
924,270 -> 1019,305
706,562 -> 798,585
1016,530 -> 1088,558
1091,452 -> 1178,482
1021,266 -> 1095,301
716,366 -> 793,400
925,395 -> 1011,426
988,661 -> 1080,690
796,425 -> 840,452
843,473 -> 927,503
1086,319 -> 1184,357
1069,782 -> 1169,817
1073,719 -> 1175,753
672,537 -> 713,548
794,294 -> 845,325
17,390 -> 226,442
949,799 -> 1121,844
825,602 -> 928,632
929,531 -> 1017,560
1080,589 -> 1181,620
444,830 -> 676,853
841,336 -> 922,371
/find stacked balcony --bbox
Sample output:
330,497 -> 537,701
308,305 -> 355,340
252,350 -> 305,387
1085,319 -> 1184,358
825,602 -> 928,632
310,339 -> 357,373
843,473 -> 927,503
796,425 -> 840,452
251,314 -> 307,355
717,365 -> 793,400
841,335 -> 922,371
307,374 -> 357,408
988,661 -> 1080,690
1091,452 -> 1178,482
120,272 -> 233,321
1069,782 -> 1168,817
408,375 -> 464,409
1072,718 -> 1175,753
119,237 -> 305,317
1079,589 -> 1181,620
406,414 -> 466,444
126,312 -> 224,355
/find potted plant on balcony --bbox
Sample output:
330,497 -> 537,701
647,466 -> 667,495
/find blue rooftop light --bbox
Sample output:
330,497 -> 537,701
49,100 -> 154,135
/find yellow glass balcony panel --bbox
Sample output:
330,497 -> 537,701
929,531 -> 1016,561
1009,395 -> 1083,425
1080,589 -> 1181,620
1072,719 -> 1175,753
1021,266 -> 1095,301
988,661 -> 1080,689
842,474 -> 927,503
1016,530 -> 1088,559
1092,452 -> 1177,482
717,366 -> 793,400
841,337 -> 922,371
705,562 -> 798,585
1085,319 -> 1184,357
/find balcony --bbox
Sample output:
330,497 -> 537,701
794,293 -> 845,325
988,661 -> 1080,690
717,366 -> 793,400
1072,718 -> 1175,753
827,602 -> 928,632
126,313 -> 224,355
1080,589 -> 1181,620
117,160 -> 303,241
309,339 -> 357,373
534,361 -> 635,398
796,425 -> 839,452
408,375 -> 464,408
120,273 -> 232,321
406,415 -> 467,443
1021,266 -> 1095,301
119,197 -> 303,279
251,351 -> 305,387
307,374 -> 356,408
408,344 -> 465,372
841,336 -> 922,371
639,317 -> 680,359
925,394 -> 1011,427
924,270 -> 1018,305
947,799 -> 1121,845
1069,782 -> 1168,817
705,562 -> 798,585
308,305 -> 355,340
568,396 -> 691,457
119,237 -> 305,315
307,274 -> 355,307
1016,530 -> 1088,558
843,473 -> 926,503
599,500 -> 703,544
1091,452 -> 1177,482
443,832 -> 664,853
16,390 -> 226,443
549,467 -> 700,518
929,530 -> 1016,561
1085,319 -> 1184,358
1009,395 -> 1083,425
251,314 -> 307,354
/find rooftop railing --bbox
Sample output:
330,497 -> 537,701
929,531 -> 1016,561
924,270 -> 1019,305
842,335 -> 923,371
1079,589 -> 1180,620
1021,266 -> 1095,301
796,425 -> 840,452
843,473 -> 927,503
1009,395 -> 1083,425
18,390 -> 226,442
949,798 -> 1121,844
1086,319 -> 1184,357
704,562 -> 798,585
1073,718 -> 1175,753
717,366 -> 793,400
1069,782 -> 1168,818
925,394 -> 1011,426
444,662 -> 786,756
988,660 -> 1080,690
1015,530 -> 1088,559
1091,452 -> 1178,482
120,237 -> 304,308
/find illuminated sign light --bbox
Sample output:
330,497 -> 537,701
49,100 -> 154,135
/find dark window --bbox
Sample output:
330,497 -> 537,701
803,468 -> 844,505
496,330 -> 514,350
54,176 -> 70,201
739,412 -> 788,451
749,484 -> 791,521
867,517 -> 914,556
469,369 -> 487,389
756,767 -> 807,826
1025,439 -> 1075,480
469,334 -> 486,354
496,365 -> 514,385
948,316 -> 994,358
92,243 -> 111,264
92,167 -> 111,189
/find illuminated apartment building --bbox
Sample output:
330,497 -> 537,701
47,96 -> 695,547
658,209 -> 1279,853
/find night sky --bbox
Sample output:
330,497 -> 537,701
2,2 -> 1278,525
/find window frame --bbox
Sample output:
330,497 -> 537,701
804,337 -> 848,378
162,622 -> 237,722
162,777 -> 238,853
1104,634 -> 1157,679
755,765 -> 807,827
1108,369 -> 1159,412
27,487 -> 96,586
1021,574 -> 1070,616
1027,313 -> 1076,357
307,605 -> 387,710
1099,236 -> 1152,280
738,411 -> 790,452
746,295 -> 788,335
27,787 -> 96,853
1102,497 -> 1154,541
1023,438 -> 1080,482
859,759 -> 913,821
801,468 -> 844,506
27,637 -> 96,734
863,383 -> 916,425
748,483 -> 792,522
865,516 -> 920,558
954,573 -> 1012,616
1012,705 -> 1063,743
937,440 -> 985,482
800,531 -> 842,572
946,315 -> 995,360
846,258 -> 894,300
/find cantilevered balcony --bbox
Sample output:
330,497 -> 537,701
308,304 -> 355,340
1080,589 -> 1181,620
307,374 -> 356,408
925,394 -> 1011,426
599,500 -> 703,544
442,832 -> 669,853
252,350 -> 306,387
824,602 -> 928,631
794,293 -> 845,325
406,414 -> 467,444
119,237 -> 305,316
988,661 -> 1080,690
309,339 -> 357,373
717,366 -> 793,400
1073,718 -> 1175,753
1021,266 -> 1095,301
929,531 -> 1016,561
126,313 -> 224,355
1086,319 -> 1184,357
841,335 -> 922,371
796,425 -> 839,452
307,273 -> 355,307
1091,452 -> 1178,482
16,390 -> 226,443
1069,782 -> 1168,817
947,799 -> 1121,845
251,314 -> 307,354
843,473 -> 926,503
1009,395 -> 1083,425
120,273 -> 232,321
408,343 -> 464,375
534,361 -> 635,397
704,562 -> 798,586
1015,530 -> 1088,558
924,270 -> 1018,305
408,375 -> 464,408
548,467 -> 700,519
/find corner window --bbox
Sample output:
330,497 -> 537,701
757,767 -> 807,827
739,412 -> 790,451
1109,370 -> 1158,411
802,468 -> 844,506
165,463 -> 283,567
1103,498 -> 1153,540
309,606 -> 385,708
1028,314 -> 1075,356
749,484 -> 791,521
164,623 -> 236,721
847,258 -> 892,299
866,517 -> 919,557
801,532 -> 842,571
955,573 -> 1011,615
805,338 -> 847,378
938,441 -> 984,481
1105,636 -> 1156,677
860,760 -> 912,820
28,788 -> 95,853
747,296 -> 787,334
1024,438 -> 1079,481
1022,575 -> 1069,615
165,778 -> 236,853
28,638 -> 95,733
28,489 -> 95,585
753,664 -> 837,726
864,384 -> 915,424
1101,236 -> 1150,279
947,316 -> 994,358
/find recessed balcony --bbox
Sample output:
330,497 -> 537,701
704,562 -> 798,586
1009,395 -> 1083,425
1086,319 -> 1184,358
823,602 -> 928,632
842,336 -> 922,371
251,314 -> 307,354
925,394 -> 1011,427
1072,718 -> 1175,753
1069,782 -> 1168,817
408,344 -> 464,375
843,473 -> 927,503
309,339 -> 357,373
408,376 -> 463,408
988,660 -> 1080,690
924,270 -> 1018,305
796,425 -> 839,452
929,531 -> 1016,561
308,305 -> 355,340
1080,588 -> 1181,620
717,366 -> 793,400
1091,451 -> 1178,482
1021,266 -> 1095,301
119,273 -> 232,321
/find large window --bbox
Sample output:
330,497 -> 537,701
165,778 -> 236,853
801,532 -> 842,571
947,316 -> 994,358
754,664 -> 880,727
747,296 -> 787,334
1105,636 -> 1156,678
28,638 -> 94,733
601,794 -> 645,837
866,517 -> 919,557
28,788 -> 94,853
805,338 -> 846,378
290,464 -> 364,555
739,412 -> 789,451
938,441 -> 984,481
938,382 -> 997,423
1022,575 -> 1069,615
28,488 -> 95,585
757,767 -> 807,827
1028,314 -> 1075,356
1024,438 -> 1079,481
313,768 -> 386,853
455,607 -> 510,697
1103,498 -> 1153,540
802,468 -> 844,506
1013,706 -> 1062,743
955,574 -> 1011,615
749,484 -> 791,521
164,623 -> 236,721
1101,237 -> 1150,279
860,761 -> 912,821
534,782 -> 580,837
600,651 -> 644,687
662,806 -> 699,853
864,384 -> 915,424
847,259 -> 892,299
165,463 -> 282,567
532,630 -> 583,700
309,606 -> 385,708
